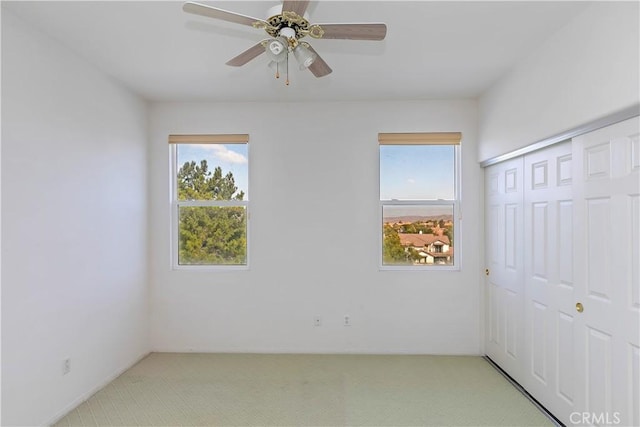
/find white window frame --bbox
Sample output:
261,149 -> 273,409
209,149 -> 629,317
378,133 -> 462,271
169,135 -> 250,270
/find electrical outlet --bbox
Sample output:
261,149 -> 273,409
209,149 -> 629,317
62,358 -> 71,375
344,315 -> 351,326
314,316 -> 322,326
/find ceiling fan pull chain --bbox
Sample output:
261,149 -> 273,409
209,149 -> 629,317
285,54 -> 290,86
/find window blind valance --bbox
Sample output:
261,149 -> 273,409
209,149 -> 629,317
378,132 -> 461,145
168,134 -> 249,144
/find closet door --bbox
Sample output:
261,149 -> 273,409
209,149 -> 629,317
573,116 -> 640,426
522,141 -> 577,424
485,157 -> 525,378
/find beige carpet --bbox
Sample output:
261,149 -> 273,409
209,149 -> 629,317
54,353 -> 553,427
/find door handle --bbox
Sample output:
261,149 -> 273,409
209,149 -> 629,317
576,302 -> 584,313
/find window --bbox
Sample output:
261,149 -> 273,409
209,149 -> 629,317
379,132 -> 461,269
169,134 -> 249,268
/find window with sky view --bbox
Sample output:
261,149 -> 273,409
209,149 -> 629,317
380,144 -> 457,267
174,143 -> 249,266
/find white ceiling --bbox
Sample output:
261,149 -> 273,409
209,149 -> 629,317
3,1 -> 591,102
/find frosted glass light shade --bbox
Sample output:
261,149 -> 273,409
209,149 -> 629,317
266,37 -> 288,63
293,45 -> 316,69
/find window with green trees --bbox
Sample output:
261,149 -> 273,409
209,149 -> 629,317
379,132 -> 460,269
170,136 -> 249,267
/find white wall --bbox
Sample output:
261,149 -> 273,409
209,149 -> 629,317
1,10 -> 149,426
149,100 -> 482,355
0,4 -> 4,425
478,2 -> 640,162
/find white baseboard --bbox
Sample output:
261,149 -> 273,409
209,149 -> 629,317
151,347 -> 483,356
45,351 -> 151,427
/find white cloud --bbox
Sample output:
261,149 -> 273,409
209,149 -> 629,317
407,178 -> 416,184
197,144 -> 247,164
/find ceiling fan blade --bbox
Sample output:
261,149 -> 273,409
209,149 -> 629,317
282,1 -> 310,16
226,41 -> 267,66
312,23 -> 387,41
304,44 -> 332,78
183,1 -> 268,28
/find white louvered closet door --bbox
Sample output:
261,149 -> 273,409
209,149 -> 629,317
572,116 -> 640,427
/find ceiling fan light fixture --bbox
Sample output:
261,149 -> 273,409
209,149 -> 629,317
293,44 -> 317,70
268,39 -> 285,55
266,36 -> 288,62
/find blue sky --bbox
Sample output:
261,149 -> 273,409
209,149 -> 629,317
379,145 -> 454,200
177,144 -> 249,198
175,144 -> 453,206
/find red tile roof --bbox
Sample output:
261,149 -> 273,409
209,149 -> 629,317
398,233 -> 450,247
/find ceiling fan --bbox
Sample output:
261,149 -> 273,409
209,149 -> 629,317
183,1 -> 387,85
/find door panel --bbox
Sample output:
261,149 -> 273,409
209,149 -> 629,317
586,197 -> 612,301
557,311 -> 575,405
488,282 -> 500,346
505,289 -> 519,360
484,157 -> 524,377
631,344 -> 640,426
631,196 -> 639,308
531,301 -> 547,383
523,141 -> 575,423
558,200 -> 574,286
586,327 -> 613,417
573,116 -> 639,426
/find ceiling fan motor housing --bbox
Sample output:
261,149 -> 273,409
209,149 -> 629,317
264,5 -> 311,39
279,27 -> 297,43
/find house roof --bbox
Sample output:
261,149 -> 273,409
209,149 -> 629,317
398,233 -> 450,248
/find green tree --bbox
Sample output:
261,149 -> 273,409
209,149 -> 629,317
178,160 -> 244,201
383,224 -> 410,264
407,247 -> 422,263
177,160 -> 246,265
403,223 -> 417,234
444,225 -> 454,247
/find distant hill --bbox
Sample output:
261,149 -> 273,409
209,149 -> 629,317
383,215 -> 453,223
